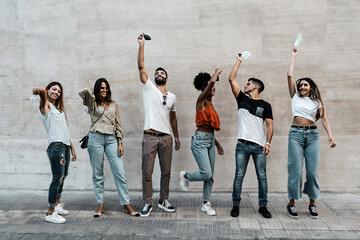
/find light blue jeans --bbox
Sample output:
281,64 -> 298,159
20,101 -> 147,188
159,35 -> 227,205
187,131 -> 215,202
287,126 -> 320,200
88,132 -> 130,205
232,140 -> 268,207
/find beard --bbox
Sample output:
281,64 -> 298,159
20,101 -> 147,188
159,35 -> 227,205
155,76 -> 166,86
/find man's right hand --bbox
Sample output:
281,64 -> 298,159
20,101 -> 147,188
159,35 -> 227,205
138,34 -> 145,45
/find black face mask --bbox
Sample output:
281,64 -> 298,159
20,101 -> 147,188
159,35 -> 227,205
155,76 -> 166,86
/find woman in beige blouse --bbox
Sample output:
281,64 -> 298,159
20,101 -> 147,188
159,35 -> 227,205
79,78 -> 139,217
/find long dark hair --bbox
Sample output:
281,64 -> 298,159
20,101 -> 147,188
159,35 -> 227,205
296,77 -> 324,120
46,81 -> 65,113
93,78 -> 112,105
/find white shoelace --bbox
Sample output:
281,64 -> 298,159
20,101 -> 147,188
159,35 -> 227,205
163,199 -> 171,208
142,203 -> 151,211
289,206 -> 297,213
310,206 -> 317,213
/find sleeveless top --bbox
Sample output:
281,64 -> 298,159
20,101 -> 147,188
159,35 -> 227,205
195,105 -> 220,131
41,102 -> 70,149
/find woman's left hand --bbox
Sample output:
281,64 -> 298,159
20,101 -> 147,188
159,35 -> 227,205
118,142 -> 124,156
216,144 -> 224,155
329,136 -> 336,148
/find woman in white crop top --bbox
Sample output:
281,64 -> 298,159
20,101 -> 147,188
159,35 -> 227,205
33,82 -> 77,224
286,48 -> 336,220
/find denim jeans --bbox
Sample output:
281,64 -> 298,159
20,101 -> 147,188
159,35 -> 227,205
287,126 -> 320,200
88,132 -> 130,205
232,140 -> 268,207
46,142 -> 70,208
187,131 -> 215,201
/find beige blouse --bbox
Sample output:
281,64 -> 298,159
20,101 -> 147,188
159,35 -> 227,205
79,88 -> 123,140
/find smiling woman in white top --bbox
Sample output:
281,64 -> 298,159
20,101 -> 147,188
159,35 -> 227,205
286,48 -> 336,220
33,82 -> 77,224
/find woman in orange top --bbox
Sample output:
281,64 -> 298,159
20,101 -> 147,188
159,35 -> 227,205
179,68 -> 224,216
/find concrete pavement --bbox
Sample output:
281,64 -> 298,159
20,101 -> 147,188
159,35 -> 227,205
0,190 -> 359,239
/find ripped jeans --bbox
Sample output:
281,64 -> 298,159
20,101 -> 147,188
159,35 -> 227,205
46,142 -> 70,208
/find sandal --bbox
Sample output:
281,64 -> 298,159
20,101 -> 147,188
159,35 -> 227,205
93,204 -> 104,218
123,205 -> 140,217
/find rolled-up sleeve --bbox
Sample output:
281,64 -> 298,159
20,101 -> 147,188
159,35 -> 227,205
115,104 -> 124,140
79,88 -> 95,111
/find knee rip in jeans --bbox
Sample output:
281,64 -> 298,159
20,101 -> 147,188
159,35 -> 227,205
60,175 -> 65,182
60,159 -> 65,165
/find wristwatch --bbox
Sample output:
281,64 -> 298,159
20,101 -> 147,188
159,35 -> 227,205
265,142 -> 271,147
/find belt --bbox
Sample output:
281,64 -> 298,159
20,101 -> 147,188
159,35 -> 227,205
238,139 -> 256,144
291,124 -> 317,129
144,131 -> 168,136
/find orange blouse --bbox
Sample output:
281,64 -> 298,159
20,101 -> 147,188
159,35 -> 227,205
195,105 -> 220,131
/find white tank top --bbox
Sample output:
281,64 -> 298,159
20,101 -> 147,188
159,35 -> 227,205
291,93 -> 322,123
41,102 -> 70,149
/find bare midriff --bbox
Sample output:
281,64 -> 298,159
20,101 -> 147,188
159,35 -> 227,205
293,116 -> 315,126
196,125 -> 215,132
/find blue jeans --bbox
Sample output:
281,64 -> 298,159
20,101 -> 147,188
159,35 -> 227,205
187,131 -> 215,201
88,132 -> 130,205
287,126 -> 320,200
46,142 -> 70,208
232,140 -> 268,207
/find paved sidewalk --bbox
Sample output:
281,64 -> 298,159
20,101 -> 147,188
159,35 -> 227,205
0,190 -> 359,240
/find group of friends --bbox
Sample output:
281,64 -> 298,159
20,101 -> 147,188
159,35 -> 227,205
33,34 -> 336,224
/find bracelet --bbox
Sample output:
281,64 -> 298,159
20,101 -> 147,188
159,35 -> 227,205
265,142 -> 271,147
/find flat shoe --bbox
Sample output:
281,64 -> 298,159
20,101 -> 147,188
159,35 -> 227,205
93,211 -> 103,217
123,209 -> 140,217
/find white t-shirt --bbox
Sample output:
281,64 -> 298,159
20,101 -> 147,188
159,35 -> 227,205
291,93 -> 322,123
142,79 -> 176,135
41,102 -> 70,149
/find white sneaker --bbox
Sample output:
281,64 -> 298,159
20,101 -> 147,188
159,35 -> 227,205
201,202 -> 216,216
179,171 -> 189,191
55,203 -> 69,215
45,212 -> 66,224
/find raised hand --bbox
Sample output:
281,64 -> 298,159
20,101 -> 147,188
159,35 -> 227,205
236,53 -> 243,62
137,33 -> 145,45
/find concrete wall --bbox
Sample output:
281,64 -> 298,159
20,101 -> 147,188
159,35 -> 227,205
1,0 -> 359,193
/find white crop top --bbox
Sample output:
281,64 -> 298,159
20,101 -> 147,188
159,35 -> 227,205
291,93 -> 322,123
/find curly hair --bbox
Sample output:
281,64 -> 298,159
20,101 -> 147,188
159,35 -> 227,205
193,72 -> 211,91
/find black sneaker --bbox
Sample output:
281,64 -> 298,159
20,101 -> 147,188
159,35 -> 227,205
259,206 -> 272,218
158,199 -> 175,212
287,205 -> 299,219
140,203 -> 152,217
230,206 -> 239,217
309,205 -> 319,219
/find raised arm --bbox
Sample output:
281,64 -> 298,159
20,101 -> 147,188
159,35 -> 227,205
320,108 -> 336,148
287,48 -> 298,98
170,111 -> 180,151
197,68 -> 222,104
33,87 -> 50,115
228,53 -> 242,98
137,33 -> 149,84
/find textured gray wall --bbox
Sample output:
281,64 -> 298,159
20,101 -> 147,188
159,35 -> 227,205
1,0 -> 359,193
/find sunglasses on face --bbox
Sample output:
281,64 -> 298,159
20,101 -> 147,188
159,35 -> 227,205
163,95 -> 167,105
100,87 -> 108,90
